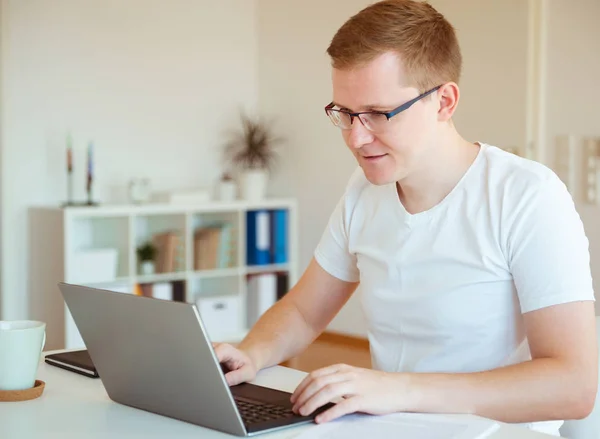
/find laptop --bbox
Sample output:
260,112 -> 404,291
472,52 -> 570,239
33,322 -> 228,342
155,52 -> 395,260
58,282 -> 332,437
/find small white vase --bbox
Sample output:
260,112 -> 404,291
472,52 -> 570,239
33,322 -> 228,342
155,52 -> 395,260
240,169 -> 268,201
140,261 -> 155,275
218,180 -> 237,201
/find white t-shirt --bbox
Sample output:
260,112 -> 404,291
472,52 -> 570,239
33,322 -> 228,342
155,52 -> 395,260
314,143 -> 595,435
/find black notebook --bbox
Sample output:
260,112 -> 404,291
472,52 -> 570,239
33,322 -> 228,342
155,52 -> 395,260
45,349 -> 99,378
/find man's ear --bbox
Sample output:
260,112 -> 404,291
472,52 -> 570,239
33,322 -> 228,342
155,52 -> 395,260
437,82 -> 460,122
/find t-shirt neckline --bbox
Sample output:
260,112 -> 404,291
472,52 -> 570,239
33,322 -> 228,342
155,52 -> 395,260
392,142 -> 486,226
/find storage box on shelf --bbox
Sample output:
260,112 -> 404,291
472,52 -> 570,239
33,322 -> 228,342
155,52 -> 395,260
29,199 -> 298,351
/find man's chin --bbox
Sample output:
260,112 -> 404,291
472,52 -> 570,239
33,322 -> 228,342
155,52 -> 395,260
362,170 -> 395,186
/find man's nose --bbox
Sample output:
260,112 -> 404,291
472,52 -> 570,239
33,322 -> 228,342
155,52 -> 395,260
346,117 -> 375,150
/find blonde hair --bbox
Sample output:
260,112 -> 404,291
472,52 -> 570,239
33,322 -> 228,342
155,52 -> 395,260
327,0 -> 462,92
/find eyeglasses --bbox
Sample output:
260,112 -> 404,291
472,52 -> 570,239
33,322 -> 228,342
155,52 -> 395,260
324,85 -> 442,132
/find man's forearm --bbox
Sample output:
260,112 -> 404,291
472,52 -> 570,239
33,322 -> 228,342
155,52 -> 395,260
237,297 -> 319,371
405,358 -> 596,423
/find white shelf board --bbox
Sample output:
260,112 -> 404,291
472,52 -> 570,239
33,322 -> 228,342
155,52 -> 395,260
135,271 -> 187,284
189,267 -> 243,279
245,263 -> 290,275
79,276 -> 133,288
52,198 -> 298,218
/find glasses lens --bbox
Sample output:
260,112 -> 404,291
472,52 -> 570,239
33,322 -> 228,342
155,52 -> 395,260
359,113 -> 388,132
327,109 -> 352,129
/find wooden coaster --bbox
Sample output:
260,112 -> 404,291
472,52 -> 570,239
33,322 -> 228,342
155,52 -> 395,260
0,380 -> 45,402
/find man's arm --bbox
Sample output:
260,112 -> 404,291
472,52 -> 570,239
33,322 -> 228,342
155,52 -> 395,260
407,300 -> 597,422
238,258 -> 359,371
292,300 -> 598,424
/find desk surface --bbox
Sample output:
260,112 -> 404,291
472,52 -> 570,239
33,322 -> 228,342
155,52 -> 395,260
0,352 -> 557,439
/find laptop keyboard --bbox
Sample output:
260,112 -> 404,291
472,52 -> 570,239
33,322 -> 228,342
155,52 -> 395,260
234,397 -> 296,425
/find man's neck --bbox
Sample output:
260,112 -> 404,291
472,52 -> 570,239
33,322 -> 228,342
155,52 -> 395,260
396,133 -> 480,215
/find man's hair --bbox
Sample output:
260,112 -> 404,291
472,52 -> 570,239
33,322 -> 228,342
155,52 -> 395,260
327,0 -> 462,92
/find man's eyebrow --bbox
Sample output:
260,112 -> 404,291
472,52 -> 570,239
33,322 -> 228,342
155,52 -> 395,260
331,101 -> 390,112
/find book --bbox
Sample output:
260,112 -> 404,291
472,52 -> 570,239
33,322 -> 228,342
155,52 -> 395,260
45,349 -> 99,378
194,222 -> 236,270
152,231 -> 181,273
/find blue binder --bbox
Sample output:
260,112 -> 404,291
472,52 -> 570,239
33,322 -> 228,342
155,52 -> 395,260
271,209 -> 288,264
246,210 -> 271,265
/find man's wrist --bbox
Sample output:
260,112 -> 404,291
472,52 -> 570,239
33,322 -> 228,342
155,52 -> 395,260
391,371 -> 425,413
238,342 -> 266,372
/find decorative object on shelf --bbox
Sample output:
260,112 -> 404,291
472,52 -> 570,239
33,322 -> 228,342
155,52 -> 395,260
62,136 -> 99,207
136,242 -> 156,275
224,111 -> 284,201
66,133 -> 74,205
128,178 -> 152,204
217,172 -> 237,202
85,141 -> 98,206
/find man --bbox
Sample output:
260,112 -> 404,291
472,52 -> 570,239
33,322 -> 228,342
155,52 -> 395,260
215,0 -> 597,435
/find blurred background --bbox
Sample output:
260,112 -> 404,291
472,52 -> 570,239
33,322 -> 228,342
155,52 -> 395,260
0,0 -> 598,364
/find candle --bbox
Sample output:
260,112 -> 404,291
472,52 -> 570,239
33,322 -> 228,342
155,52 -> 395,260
66,134 -> 73,173
66,133 -> 74,205
87,141 -> 93,203
87,141 -> 93,178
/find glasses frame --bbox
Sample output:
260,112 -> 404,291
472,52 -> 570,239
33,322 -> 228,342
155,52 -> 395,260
324,84 -> 442,131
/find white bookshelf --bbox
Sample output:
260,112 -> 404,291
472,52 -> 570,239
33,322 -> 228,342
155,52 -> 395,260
29,198 -> 298,350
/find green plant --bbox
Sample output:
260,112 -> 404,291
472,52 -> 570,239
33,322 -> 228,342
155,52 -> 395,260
136,242 -> 156,262
223,111 -> 284,173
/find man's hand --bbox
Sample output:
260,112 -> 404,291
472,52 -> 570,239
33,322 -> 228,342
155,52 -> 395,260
212,343 -> 258,386
290,363 -> 407,423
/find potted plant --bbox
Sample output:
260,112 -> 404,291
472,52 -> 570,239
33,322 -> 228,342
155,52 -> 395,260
136,242 -> 157,275
223,111 -> 284,201
218,172 -> 237,202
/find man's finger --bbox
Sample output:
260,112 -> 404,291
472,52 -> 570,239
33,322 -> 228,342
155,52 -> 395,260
225,367 -> 250,386
296,380 -> 352,417
315,397 -> 360,423
291,364 -> 348,404
213,343 -> 235,363
292,372 -> 353,413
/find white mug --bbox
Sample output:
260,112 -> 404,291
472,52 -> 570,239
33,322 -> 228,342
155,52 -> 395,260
0,320 -> 46,391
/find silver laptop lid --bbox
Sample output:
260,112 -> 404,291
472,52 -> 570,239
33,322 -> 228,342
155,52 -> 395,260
58,282 -> 247,436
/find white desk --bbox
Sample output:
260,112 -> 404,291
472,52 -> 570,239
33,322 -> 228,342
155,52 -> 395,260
0,352 -> 557,439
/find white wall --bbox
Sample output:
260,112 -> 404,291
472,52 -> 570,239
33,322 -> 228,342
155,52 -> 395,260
0,0 -> 259,319
544,0 -> 600,312
257,0 -> 532,337
3,0 -> 598,333
429,0 -> 529,151
258,0 -> 372,337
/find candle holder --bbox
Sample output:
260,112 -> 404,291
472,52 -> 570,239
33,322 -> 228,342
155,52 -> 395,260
61,135 -> 99,208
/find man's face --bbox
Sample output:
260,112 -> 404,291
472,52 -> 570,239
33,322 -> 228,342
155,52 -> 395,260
331,52 -> 440,185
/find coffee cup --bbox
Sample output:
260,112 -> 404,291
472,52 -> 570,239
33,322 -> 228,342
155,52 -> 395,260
0,320 -> 46,391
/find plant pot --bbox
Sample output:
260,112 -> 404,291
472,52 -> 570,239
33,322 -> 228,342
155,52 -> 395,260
218,180 -> 237,202
240,170 -> 268,201
140,261 -> 155,275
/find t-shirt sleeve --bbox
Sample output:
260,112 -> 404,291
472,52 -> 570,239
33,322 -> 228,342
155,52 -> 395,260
314,189 -> 360,283
507,173 -> 595,314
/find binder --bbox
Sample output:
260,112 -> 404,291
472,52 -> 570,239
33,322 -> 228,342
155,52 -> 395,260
246,210 -> 271,265
271,209 -> 288,264
276,272 -> 289,300
246,273 -> 277,327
